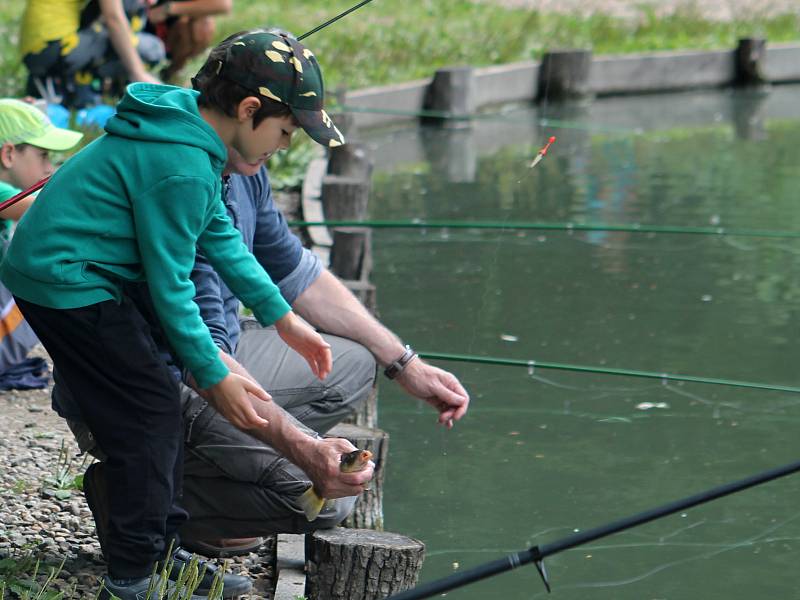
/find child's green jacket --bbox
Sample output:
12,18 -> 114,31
0,83 -> 290,388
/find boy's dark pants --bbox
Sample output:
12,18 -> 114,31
16,297 -> 188,578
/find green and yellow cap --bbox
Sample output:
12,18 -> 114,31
216,30 -> 345,148
0,99 -> 83,151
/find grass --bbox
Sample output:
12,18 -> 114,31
40,442 -> 88,501
0,547 -> 226,599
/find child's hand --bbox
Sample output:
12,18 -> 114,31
275,312 -> 332,380
206,372 -> 271,430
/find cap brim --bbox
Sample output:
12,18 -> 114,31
24,126 -> 84,152
292,108 -> 345,148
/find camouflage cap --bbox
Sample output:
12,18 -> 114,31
217,30 -> 345,148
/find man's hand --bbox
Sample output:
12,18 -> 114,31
205,372 -> 271,430
397,359 -> 470,428
275,312 -> 332,380
298,437 -> 375,499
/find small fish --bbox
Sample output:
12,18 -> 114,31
298,449 -> 373,521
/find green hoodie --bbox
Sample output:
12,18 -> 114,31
0,83 -> 290,388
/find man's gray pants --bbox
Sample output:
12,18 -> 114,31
71,321 -> 376,539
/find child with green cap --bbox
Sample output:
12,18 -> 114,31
0,99 -> 83,384
0,29 -> 344,599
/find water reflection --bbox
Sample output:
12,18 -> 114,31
360,85 -> 800,599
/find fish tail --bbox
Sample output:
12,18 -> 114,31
298,487 -> 326,522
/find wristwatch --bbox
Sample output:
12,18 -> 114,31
384,345 -> 418,380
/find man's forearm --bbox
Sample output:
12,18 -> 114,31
292,270 -> 406,366
214,350 -> 320,469
246,396 -> 318,467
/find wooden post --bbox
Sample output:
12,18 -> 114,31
321,175 -> 372,281
735,38 -> 768,87
305,528 -> 424,600
537,49 -> 593,102
330,227 -> 371,281
328,143 -> 373,181
326,423 -> 387,530
423,66 -> 476,129
321,175 -> 369,222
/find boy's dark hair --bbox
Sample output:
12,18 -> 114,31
193,30 -> 298,129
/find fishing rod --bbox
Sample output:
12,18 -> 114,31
386,457 -> 800,599
289,219 -> 800,241
0,0 -> 381,215
418,351 -> 800,394
0,177 -> 49,214
298,0 -> 378,40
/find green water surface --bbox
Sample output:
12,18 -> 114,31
360,85 -> 800,599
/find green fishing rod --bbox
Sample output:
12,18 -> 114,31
418,350 -> 800,394
290,219 -> 800,241
386,458 -> 800,598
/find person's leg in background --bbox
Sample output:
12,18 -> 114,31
161,13 -> 216,82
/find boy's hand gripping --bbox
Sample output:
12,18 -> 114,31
275,311 -> 332,380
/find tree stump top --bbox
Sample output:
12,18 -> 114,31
311,528 -> 422,551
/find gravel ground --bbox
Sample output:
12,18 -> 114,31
0,347 -> 276,599
481,0 -> 800,21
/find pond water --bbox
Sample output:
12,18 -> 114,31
359,84 -> 800,599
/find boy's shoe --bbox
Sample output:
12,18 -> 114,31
99,574 -> 206,600
181,536 -> 263,558
169,548 -> 253,598
83,462 -> 110,559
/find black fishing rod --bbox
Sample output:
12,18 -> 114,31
386,458 -> 800,599
298,0 -> 378,40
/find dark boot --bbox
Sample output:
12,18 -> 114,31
169,548 -> 253,598
98,574 -> 206,599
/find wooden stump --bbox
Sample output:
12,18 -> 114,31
342,379 -> 378,429
423,66 -> 476,129
321,175 -> 370,222
330,227 -> 372,281
537,49 -> 593,102
305,528 -> 424,600
328,143 -> 373,180
735,38 -> 768,87
326,423 -> 388,530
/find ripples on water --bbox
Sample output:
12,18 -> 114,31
363,85 -> 800,599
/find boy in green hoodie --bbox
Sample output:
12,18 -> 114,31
0,29 -> 345,599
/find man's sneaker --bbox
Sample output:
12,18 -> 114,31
83,462 -> 110,559
169,548 -> 253,598
98,574 -> 206,600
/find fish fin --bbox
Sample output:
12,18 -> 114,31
298,487 -> 326,522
